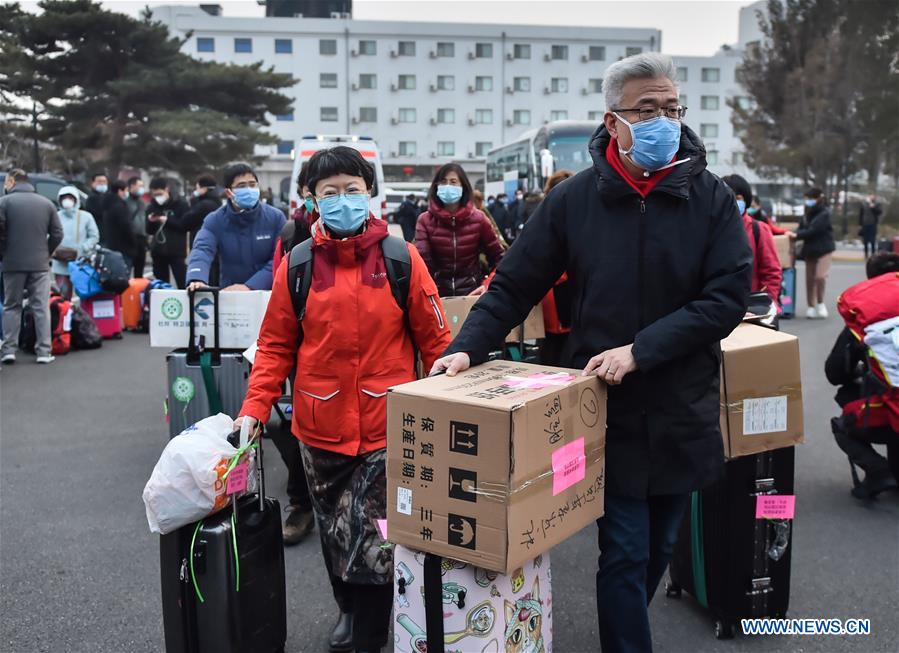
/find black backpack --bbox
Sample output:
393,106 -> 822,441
287,235 -> 411,334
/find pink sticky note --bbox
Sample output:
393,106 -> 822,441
226,462 -> 248,495
376,519 -> 388,540
551,437 -> 587,495
755,494 -> 795,519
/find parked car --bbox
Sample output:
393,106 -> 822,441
0,172 -> 86,207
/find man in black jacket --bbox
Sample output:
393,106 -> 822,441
433,52 -> 751,651
396,193 -> 419,242
183,174 -> 222,246
146,178 -> 190,288
101,180 -> 137,270
84,171 -> 108,238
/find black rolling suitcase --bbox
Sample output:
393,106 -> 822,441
666,446 -> 795,639
160,433 -> 287,653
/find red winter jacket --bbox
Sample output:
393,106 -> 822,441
415,199 -> 505,297
743,213 -> 783,305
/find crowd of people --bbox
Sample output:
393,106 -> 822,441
0,49 -> 895,653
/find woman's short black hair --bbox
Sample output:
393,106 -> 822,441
297,162 -> 310,192
866,252 -> 899,279
721,174 -> 752,203
305,146 -> 375,195
223,162 -> 258,189
428,163 -> 472,208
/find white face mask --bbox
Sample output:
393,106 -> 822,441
153,195 -> 167,205
61,198 -> 76,210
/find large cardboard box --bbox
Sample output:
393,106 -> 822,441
149,289 -> 271,349
441,296 -> 545,343
387,361 -> 606,574
720,323 -> 804,458
773,234 -> 793,269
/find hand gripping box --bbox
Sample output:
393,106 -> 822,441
387,361 -> 606,574
720,323 -> 804,458
392,544 -> 553,653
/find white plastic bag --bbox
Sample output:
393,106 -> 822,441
142,413 -> 257,535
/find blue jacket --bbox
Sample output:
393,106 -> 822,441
186,201 -> 286,290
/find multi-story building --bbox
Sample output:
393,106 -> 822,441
151,4 -> 660,189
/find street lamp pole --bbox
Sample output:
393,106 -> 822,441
31,102 -> 40,173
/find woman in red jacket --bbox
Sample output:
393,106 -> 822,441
415,163 -> 505,296
237,147 -> 451,653
723,175 -> 782,307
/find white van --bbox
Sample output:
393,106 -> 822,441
289,135 -> 387,220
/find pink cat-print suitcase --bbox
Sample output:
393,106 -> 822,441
392,544 -> 553,653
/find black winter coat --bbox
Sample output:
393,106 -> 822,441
183,190 -> 222,246
795,204 -> 835,260
100,194 -> 136,258
146,197 -> 191,259
447,124 -> 752,499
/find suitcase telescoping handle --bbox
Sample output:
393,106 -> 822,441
187,286 -> 221,364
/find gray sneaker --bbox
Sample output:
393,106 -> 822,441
36,355 -> 56,364
1,354 -> 15,365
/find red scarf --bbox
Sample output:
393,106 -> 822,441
605,138 -> 676,198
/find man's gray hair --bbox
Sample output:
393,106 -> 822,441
603,52 -> 679,111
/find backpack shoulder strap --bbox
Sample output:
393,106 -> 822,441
751,218 -> 760,250
287,237 -> 315,324
381,235 -> 411,313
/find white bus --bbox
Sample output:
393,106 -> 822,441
289,134 -> 387,220
485,121 -> 599,198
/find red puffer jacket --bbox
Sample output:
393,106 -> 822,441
415,199 -> 505,296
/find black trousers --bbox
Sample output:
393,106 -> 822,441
267,417 -> 313,512
832,419 -> 899,480
132,245 -> 147,278
151,253 -> 186,289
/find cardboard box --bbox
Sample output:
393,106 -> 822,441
773,234 -> 793,269
720,323 -> 804,458
387,361 -> 606,574
149,289 -> 271,349
440,295 -> 546,343
777,221 -> 799,233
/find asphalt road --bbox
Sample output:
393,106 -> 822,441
1,261 -> 897,653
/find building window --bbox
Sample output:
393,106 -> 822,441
701,67 -> 720,82
437,108 -> 455,124
475,109 -> 493,124
358,74 -> 376,89
437,141 -> 455,156
513,110 -> 531,125
475,43 -> 493,58
475,142 -> 493,157
513,44 -> 531,59
398,75 -> 416,90
701,95 -> 720,110
436,42 -> 454,57
679,93 -> 688,107
551,78 -> 569,93
436,75 -> 455,91
398,141 -> 416,156
320,39 -> 337,55
276,112 -> 294,121
234,38 -> 252,53
551,45 -> 568,60
513,77 -> 531,92
275,39 -> 292,54
359,40 -> 376,55
398,40 -> 416,56
588,45 -> 606,61
707,150 -> 719,165
736,96 -> 752,110
475,76 -> 493,92
676,66 -> 688,82
321,107 -> 338,122
359,107 -> 377,123
700,123 -> 718,138
625,46 -> 642,56
276,140 -> 293,155
398,108 -> 416,123
587,78 -> 603,94
732,151 -> 745,165
320,73 -> 338,88
551,110 -> 568,121
197,37 -> 214,53
588,111 -> 603,121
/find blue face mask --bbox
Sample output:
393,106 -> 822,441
614,113 -> 681,172
95,184 -> 108,193
232,187 -> 260,210
437,184 -> 463,204
317,194 -> 370,236
736,199 -> 746,215
804,198 -> 817,208
304,197 -> 315,214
